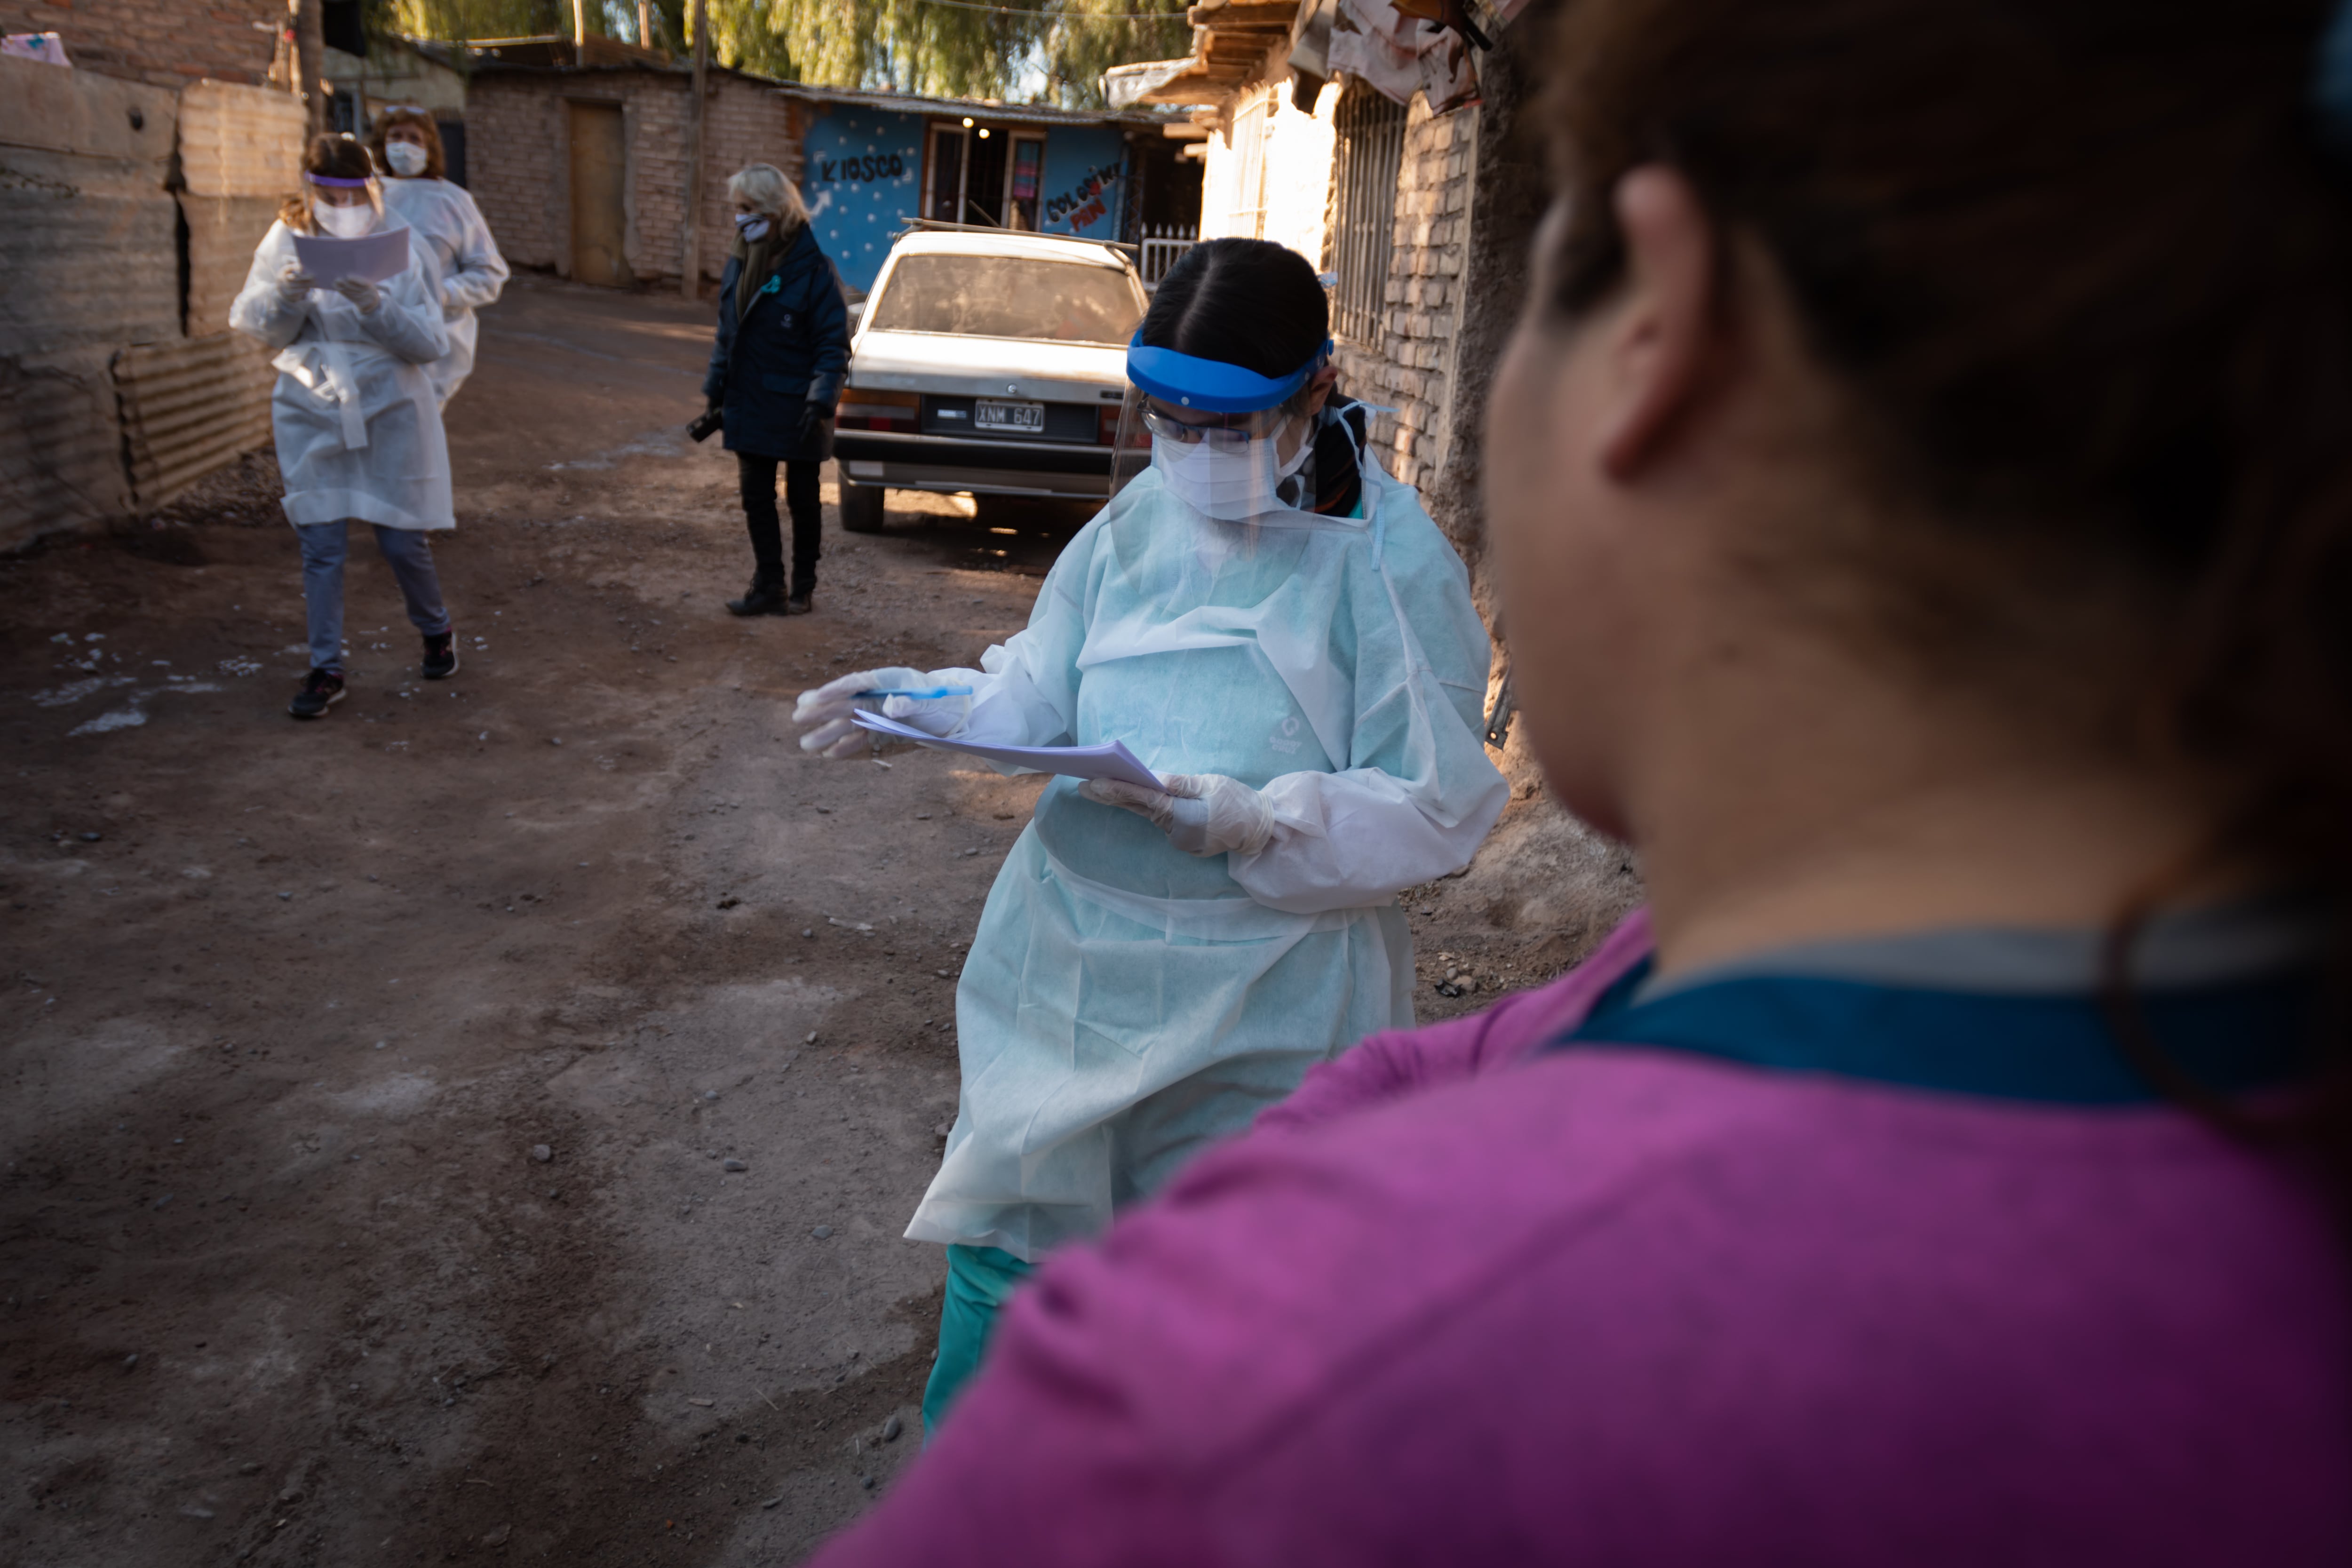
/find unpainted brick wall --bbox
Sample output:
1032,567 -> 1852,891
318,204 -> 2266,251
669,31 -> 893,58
1,0 -> 281,89
1332,97 -> 1476,508
466,68 -> 796,293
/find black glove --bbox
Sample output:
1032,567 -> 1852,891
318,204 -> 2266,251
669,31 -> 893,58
796,401 -> 831,446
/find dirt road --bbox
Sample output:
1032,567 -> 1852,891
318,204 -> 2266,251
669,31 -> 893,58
0,277 -> 1635,1566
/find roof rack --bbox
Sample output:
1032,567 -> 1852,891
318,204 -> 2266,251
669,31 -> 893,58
898,218 -> 1139,257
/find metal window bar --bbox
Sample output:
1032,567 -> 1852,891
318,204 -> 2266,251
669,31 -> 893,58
1331,86 -> 1407,347
1140,224 -> 1197,289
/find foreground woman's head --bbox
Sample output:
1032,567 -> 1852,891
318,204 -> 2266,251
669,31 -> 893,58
1488,0 -> 2352,1112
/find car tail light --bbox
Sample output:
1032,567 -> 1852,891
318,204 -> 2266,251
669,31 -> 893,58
1097,403 -> 1147,448
838,387 -> 920,432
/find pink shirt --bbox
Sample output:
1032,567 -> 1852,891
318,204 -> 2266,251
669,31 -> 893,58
812,913 -> 2352,1565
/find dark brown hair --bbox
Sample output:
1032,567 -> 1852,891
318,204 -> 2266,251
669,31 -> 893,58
368,107 -> 447,182
1535,0 -> 2352,1150
277,133 -> 378,234
1142,237 -> 1330,384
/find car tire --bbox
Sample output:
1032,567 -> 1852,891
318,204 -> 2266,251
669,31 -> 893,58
839,479 -> 885,534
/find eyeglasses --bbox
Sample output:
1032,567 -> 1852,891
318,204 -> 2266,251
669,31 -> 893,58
1139,401 -> 1286,449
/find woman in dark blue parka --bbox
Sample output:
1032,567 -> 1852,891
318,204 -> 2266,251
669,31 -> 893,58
703,164 -> 850,615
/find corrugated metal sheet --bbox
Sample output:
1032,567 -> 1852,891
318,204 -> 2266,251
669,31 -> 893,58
0,148 -> 182,358
184,194 -> 286,337
114,333 -> 275,510
0,52 -> 179,162
0,347 -> 131,551
179,80 -> 306,200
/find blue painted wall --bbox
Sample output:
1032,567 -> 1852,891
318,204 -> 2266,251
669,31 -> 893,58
800,106 -> 924,294
799,107 -> 1132,291
1038,125 -> 1128,241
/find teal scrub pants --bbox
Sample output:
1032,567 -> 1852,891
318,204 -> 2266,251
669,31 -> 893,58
922,1243 -> 1034,1439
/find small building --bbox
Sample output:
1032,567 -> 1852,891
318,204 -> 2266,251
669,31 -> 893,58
779,85 -> 1199,297
461,44 -> 1200,298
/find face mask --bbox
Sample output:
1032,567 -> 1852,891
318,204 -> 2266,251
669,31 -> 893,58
1151,418 -> 1314,522
313,199 -> 374,239
735,213 -> 771,242
384,141 -> 428,177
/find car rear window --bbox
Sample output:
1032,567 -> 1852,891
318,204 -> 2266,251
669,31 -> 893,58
867,255 -> 1143,345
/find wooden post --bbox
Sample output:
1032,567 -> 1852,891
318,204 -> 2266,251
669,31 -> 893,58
681,0 -> 710,299
639,0 -> 655,48
293,0 -> 326,135
572,0 -> 588,48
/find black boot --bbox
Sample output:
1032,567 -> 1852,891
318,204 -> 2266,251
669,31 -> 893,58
784,571 -> 814,615
726,573 -> 787,616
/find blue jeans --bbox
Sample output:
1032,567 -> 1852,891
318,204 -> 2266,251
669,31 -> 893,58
296,522 -> 452,673
921,1243 -> 1034,1442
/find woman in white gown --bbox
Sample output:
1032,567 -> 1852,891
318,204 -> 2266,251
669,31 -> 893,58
370,108 -> 509,408
228,133 -> 460,719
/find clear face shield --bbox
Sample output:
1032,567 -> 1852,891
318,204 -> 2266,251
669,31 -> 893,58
306,169 -> 384,238
1113,336 -> 1349,524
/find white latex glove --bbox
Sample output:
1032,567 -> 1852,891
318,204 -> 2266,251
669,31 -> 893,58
793,666 -> 970,760
334,275 -> 382,314
276,263 -> 317,304
1079,772 -> 1276,857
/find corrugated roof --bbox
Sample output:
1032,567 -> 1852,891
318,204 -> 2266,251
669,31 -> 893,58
115,333 -> 276,510
773,82 -> 1177,130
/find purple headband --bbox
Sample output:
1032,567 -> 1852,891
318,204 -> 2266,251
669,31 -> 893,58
304,172 -> 373,188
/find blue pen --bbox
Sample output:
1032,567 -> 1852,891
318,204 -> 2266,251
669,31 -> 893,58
855,685 -> 975,700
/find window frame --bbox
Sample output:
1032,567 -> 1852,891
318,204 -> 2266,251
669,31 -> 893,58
1328,84 -> 1407,348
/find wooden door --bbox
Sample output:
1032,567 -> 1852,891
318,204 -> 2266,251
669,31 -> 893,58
568,102 -> 632,287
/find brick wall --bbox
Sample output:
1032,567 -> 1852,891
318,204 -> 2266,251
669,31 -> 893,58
2,0 -> 281,90
466,67 -> 796,293
466,74 -> 567,272
1333,97 -> 1475,511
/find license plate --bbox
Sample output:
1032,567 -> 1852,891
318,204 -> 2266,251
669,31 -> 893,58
975,399 -> 1045,434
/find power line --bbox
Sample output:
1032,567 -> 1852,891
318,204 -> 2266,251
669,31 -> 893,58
916,0 -> 1188,19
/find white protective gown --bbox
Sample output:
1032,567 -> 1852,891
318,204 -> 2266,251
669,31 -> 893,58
228,220 -> 453,531
381,176 -> 509,406
904,460 -> 1510,1260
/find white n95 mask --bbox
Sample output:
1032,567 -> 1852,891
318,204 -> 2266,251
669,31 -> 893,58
1152,424 -> 1312,523
735,213 -> 772,242
313,200 -> 375,239
384,141 -> 429,177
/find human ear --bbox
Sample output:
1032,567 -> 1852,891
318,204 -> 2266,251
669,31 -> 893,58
1301,365 -> 1339,419
1596,166 -> 1721,479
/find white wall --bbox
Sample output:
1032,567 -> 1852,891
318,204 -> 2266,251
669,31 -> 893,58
1199,77 -> 1338,270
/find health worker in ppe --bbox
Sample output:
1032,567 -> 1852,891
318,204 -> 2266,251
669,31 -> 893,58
230,133 -> 460,721
370,107 -> 509,409
791,238 -> 1509,1434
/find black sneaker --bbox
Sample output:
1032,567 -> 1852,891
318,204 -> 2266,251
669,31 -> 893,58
422,631 -> 459,680
726,576 -> 787,617
288,668 -> 345,720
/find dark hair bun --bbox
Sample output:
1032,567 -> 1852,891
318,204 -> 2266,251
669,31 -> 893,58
1138,238 -> 1329,378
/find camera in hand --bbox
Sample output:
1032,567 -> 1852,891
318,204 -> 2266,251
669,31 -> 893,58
688,407 -> 724,443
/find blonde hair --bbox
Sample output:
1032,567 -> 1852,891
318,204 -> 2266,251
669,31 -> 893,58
726,164 -> 808,226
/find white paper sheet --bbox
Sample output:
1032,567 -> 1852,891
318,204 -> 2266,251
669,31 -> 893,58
851,709 -> 1166,790
292,227 -> 412,287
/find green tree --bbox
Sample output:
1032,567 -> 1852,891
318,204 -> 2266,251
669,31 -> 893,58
1039,0 -> 1191,109
698,0 -> 1190,105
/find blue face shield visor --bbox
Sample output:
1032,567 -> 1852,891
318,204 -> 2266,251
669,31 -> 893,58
1124,335 -> 1335,415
